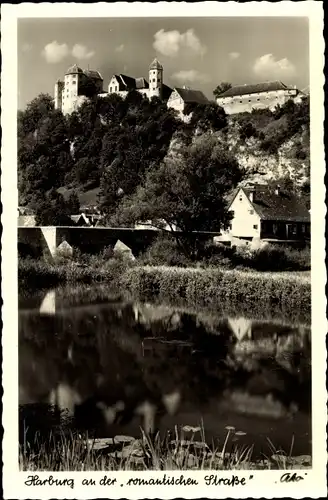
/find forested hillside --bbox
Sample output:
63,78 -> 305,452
18,91 -> 310,226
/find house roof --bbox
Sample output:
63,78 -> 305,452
84,69 -> 103,81
174,87 -> 210,104
162,83 -> 173,100
231,185 -> 310,222
149,58 -> 163,70
217,81 -> 290,98
119,74 -> 138,89
135,77 -> 149,89
65,64 -> 84,75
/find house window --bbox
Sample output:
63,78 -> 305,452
291,225 -> 297,235
253,224 -> 258,230
301,224 -> 306,233
72,80 -> 76,84
115,86 -> 118,92
152,79 -> 156,83
249,209 -> 254,215
239,196 -> 243,201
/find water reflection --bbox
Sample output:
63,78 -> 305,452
19,286 -> 311,457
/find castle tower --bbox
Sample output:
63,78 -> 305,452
148,58 -> 163,99
62,64 -> 84,115
54,79 -> 64,111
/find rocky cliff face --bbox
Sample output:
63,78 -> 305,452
224,119 -> 310,188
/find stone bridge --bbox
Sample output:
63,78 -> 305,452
18,226 -> 219,259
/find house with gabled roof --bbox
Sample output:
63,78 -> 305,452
225,183 -> 310,244
167,86 -> 210,114
216,80 -> 305,115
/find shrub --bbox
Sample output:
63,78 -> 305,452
140,234 -> 193,267
233,244 -> 310,272
239,122 -> 258,141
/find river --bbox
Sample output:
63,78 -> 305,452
19,284 -> 311,460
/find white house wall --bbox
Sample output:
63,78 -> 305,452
167,91 -> 185,112
229,189 -> 261,238
217,89 -> 298,115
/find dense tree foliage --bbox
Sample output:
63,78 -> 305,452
213,82 -> 232,99
184,102 -> 227,134
110,134 -> 244,258
18,90 -> 309,229
18,91 -> 180,223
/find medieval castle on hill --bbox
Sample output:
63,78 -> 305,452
54,58 -> 174,115
54,57 -> 306,116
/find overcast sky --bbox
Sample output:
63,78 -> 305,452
18,17 -> 309,110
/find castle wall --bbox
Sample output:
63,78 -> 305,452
217,89 -> 298,115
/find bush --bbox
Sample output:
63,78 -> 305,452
234,244 -> 310,272
140,234 -> 193,267
239,122 -> 258,141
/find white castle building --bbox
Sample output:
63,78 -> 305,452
108,58 -> 172,101
55,58 -> 173,115
54,64 -> 105,115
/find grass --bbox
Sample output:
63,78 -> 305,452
18,253 -> 311,321
19,423 -> 311,471
121,266 -> 311,321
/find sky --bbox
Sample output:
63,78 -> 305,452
18,17 -> 309,110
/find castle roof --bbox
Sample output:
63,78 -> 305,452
217,81 -> 290,98
65,64 -> 84,75
174,87 -> 210,105
84,69 -> 103,81
135,77 -> 149,89
149,58 -> 163,70
113,74 -> 149,91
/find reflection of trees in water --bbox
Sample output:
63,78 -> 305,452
19,302 -> 311,445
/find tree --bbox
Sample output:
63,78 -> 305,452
112,134 -> 244,258
213,82 -> 232,99
34,190 -> 73,226
67,191 -> 80,214
186,102 -> 227,133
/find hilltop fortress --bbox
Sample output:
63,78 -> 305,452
54,58 -> 175,115
54,57 -> 306,116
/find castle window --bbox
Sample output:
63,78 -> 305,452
253,225 -> 258,230
249,209 -> 254,215
72,80 -> 76,84
248,99 -> 251,102
257,98 -> 260,101
152,79 -> 156,83
240,100 -> 242,104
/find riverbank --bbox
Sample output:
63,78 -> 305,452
18,258 -> 311,319
19,425 -> 312,471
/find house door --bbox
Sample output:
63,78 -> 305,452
286,224 -> 295,239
